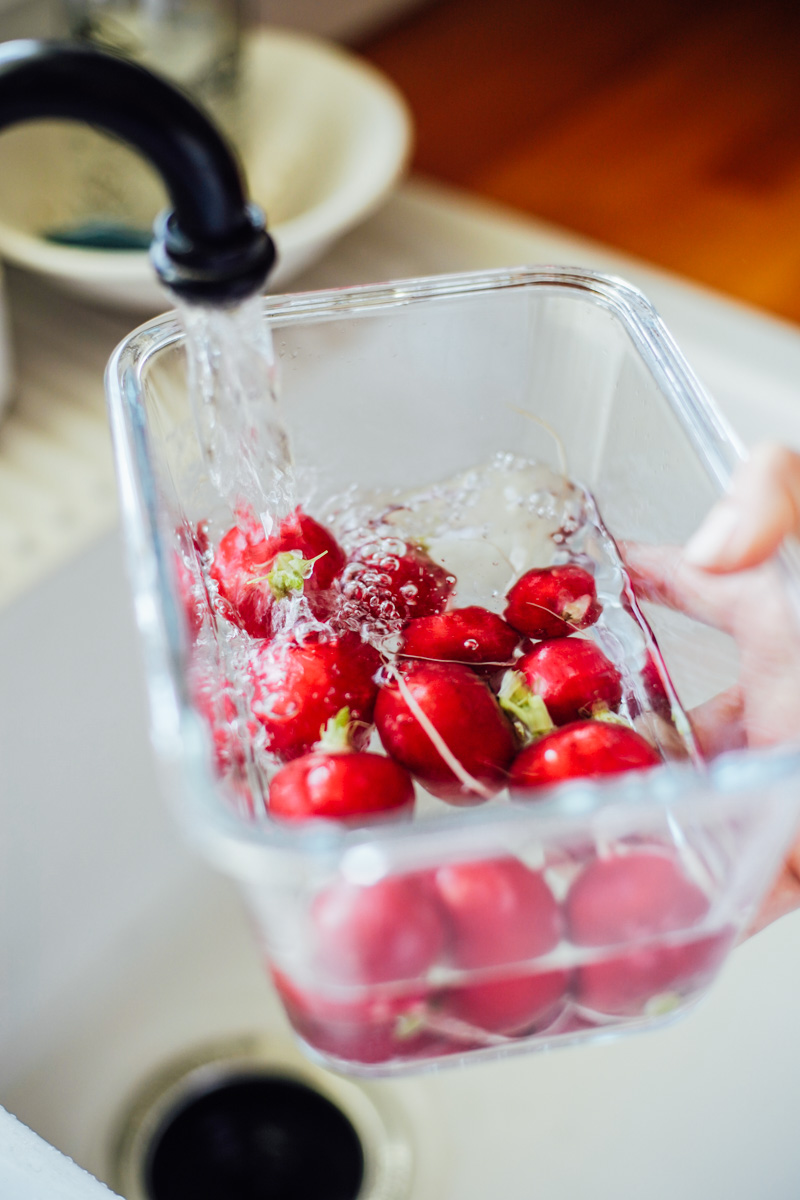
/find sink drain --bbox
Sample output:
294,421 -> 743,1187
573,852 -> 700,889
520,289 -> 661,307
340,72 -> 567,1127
145,1074 -> 364,1200
109,1035 -> 415,1200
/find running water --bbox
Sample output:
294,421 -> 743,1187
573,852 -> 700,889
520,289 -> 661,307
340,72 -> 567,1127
181,295 -> 296,537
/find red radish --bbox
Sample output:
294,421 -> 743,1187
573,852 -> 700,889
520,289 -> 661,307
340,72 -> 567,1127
510,720 -> 660,790
271,970 -> 440,1064
374,661 -> 517,802
566,851 -> 710,947
211,506 -> 345,639
575,929 -> 734,1016
399,606 -> 520,671
434,856 -> 562,968
567,851 -> 718,1016
516,637 -> 623,724
312,874 -> 447,985
504,564 -> 602,639
441,969 -> 570,1036
268,710 -> 415,823
249,633 -> 380,762
340,538 -> 454,630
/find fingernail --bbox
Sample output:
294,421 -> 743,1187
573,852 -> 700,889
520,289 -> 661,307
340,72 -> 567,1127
683,501 -> 742,567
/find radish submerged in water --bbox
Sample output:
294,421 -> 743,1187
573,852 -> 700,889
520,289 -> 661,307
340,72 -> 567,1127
271,969 -> 440,1065
249,633 -> 381,762
434,856 -> 562,967
432,857 -> 567,1035
212,507 -> 345,639
312,874 -> 447,985
340,538 -> 455,630
565,850 -> 722,1016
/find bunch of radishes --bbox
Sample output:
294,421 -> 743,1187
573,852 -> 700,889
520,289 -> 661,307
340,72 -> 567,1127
180,503 -> 731,1067
270,848 -> 731,1065
192,502 -> 663,821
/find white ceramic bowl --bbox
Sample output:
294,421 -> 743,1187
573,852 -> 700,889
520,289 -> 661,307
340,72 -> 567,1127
0,28 -> 412,312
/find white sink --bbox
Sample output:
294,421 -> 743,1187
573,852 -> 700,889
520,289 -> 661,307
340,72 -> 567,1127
4,179 -> 800,1199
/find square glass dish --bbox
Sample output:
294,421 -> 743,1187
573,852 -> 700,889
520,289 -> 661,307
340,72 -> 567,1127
106,265 -> 800,1076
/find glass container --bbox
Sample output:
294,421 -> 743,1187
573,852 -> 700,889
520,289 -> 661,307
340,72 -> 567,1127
106,266 -> 800,1075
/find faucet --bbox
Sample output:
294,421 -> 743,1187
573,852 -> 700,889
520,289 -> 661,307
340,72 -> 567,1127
0,38 -> 276,304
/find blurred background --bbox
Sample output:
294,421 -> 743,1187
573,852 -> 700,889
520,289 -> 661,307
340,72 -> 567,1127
3,0 -> 800,319
353,0 -> 800,325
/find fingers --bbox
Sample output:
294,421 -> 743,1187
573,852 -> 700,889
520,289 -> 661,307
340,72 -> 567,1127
622,541 -> 743,631
684,442 -> 800,573
688,686 -> 746,757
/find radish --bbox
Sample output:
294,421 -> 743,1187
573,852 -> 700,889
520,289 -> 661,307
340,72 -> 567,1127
312,874 -> 447,985
249,633 -> 380,762
441,969 -> 570,1036
575,931 -> 733,1016
566,851 -> 710,946
211,506 -> 345,639
434,856 -> 562,968
272,969 -> 439,1064
515,637 -> 623,724
399,605 -> 520,672
509,720 -> 660,790
268,708 -> 415,823
374,661 -> 517,802
504,564 -> 601,639
432,857 -> 567,1036
340,538 -> 454,630
566,851 -> 720,1016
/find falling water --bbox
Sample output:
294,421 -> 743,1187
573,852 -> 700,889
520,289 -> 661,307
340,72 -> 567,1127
181,293 -> 295,537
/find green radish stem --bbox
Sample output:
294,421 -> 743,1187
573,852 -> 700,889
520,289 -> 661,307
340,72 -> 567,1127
498,670 -> 555,741
316,706 -> 355,752
246,549 -> 328,600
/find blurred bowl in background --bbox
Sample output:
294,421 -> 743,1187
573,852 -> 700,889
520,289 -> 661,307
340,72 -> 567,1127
0,28 -> 413,312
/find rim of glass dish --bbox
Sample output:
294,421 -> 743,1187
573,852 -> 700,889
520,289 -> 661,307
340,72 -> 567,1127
106,264 -> 800,869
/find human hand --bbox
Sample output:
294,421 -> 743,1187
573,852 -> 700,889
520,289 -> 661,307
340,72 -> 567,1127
624,443 -> 800,934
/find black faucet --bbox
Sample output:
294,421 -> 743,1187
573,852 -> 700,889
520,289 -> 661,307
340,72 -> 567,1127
0,38 -> 276,304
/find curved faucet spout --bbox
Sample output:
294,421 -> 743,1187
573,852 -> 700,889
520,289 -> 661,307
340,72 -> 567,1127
0,39 -> 276,303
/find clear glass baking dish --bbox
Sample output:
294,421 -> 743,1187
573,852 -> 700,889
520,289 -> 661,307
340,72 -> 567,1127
106,265 -> 800,1076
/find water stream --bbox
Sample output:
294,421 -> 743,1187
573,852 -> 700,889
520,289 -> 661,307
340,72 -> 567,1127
181,295 -> 296,538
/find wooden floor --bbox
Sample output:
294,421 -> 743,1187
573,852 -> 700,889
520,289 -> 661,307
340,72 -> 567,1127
359,0 -> 800,324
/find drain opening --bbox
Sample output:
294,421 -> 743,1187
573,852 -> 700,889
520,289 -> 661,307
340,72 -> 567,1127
143,1074 -> 365,1200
